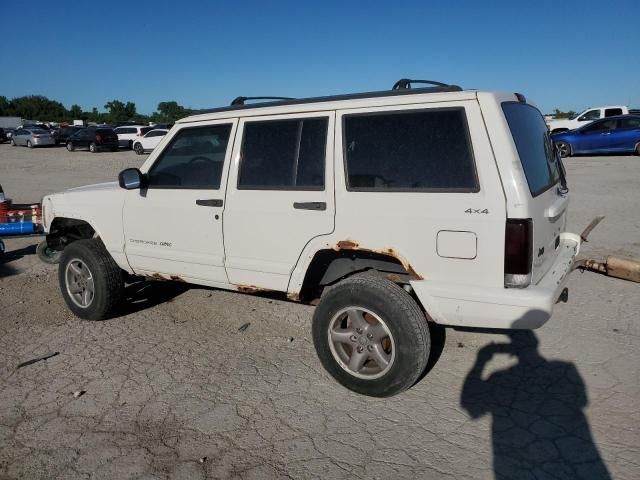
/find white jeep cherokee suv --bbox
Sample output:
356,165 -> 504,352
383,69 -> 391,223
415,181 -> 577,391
41,79 -> 579,397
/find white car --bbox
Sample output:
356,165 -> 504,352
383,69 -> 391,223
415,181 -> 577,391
132,129 -> 169,155
547,105 -> 629,134
113,125 -> 155,149
41,80 -> 579,397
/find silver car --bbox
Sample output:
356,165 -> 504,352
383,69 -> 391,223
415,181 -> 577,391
10,128 -> 55,147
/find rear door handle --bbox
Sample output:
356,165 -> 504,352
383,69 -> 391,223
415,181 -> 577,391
196,199 -> 223,207
293,201 -> 326,211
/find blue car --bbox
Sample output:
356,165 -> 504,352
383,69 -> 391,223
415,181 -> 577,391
552,115 -> 640,157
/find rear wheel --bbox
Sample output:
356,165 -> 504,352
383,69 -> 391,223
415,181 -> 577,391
10,138 -> 16,146
312,274 -> 431,397
66,142 -> 74,152
58,239 -> 124,320
133,143 -> 144,155
26,140 -> 33,148
635,143 -> 640,156
556,141 -> 571,158
89,142 -> 97,153
128,140 -> 133,150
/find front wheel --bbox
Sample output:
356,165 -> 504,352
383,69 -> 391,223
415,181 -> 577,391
312,274 -> 431,397
10,138 -> 16,146
66,142 -> 75,152
58,239 -> 124,320
89,142 -> 97,153
133,143 -> 144,155
556,141 -> 571,158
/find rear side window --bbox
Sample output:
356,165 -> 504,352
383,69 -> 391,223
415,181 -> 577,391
238,118 -> 327,190
148,124 -> 232,189
502,102 -> 560,197
343,108 -> 477,191
619,117 -> 640,129
96,129 -> 115,135
604,108 -> 623,117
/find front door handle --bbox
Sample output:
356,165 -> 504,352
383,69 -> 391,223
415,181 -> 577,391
196,199 -> 223,207
293,201 -> 326,211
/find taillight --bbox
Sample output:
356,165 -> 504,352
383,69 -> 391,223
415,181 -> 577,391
95,135 -> 102,141
504,219 -> 532,288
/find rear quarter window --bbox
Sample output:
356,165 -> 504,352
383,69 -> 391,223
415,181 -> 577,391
343,108 -> 478,192
502,102 -> 560,197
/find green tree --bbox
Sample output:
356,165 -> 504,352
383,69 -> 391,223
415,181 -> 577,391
157,101 -> 192,122
7,95 -> 67,121
69,104 -> 83,118
104,100 -> 137,122
552,108 -> 578,119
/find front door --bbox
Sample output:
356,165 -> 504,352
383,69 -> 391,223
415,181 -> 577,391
223,112 -> 335,291
581,118 -> 616,152
122,120 -> 237,286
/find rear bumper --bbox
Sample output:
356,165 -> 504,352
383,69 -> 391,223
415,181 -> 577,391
33,138 -> 55,146
411,233 -> 581,330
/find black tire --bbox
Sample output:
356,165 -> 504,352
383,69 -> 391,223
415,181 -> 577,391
58,239 -> 124,320
26,140 -> 33,148
312,274 -> 431,397
111,147 -> 118,152
128,140 -> 133,150
133,143 -> 144,155
36,239 -> 62,264
89,142 -> 97,153
66,142 -> 74,152
10,138 -> 16,146
556,141 -> 571,158
635,143 -> 640,156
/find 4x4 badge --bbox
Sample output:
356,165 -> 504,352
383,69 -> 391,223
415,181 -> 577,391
465,208 -> 489,214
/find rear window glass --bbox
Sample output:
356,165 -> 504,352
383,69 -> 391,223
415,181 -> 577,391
502,102 -> 560,197
96,129 -> 115,135
343,108 -> 477,191
31,129 -> 48,134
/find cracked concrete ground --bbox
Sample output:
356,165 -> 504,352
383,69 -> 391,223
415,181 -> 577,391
0,144 -> 639,479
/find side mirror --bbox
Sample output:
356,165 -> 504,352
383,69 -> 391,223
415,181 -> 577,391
118,168 -> 145,190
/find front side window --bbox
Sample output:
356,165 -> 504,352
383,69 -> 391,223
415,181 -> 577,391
343,108 -> 477,191
238,118 -> 327,190
578,110 -> 600,121
147,124 -> 232,189
502,102 -> 560,197
582,119 -> 616,132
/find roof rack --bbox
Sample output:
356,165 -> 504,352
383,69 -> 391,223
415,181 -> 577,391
193,80 -> 463,117
392,78 -> 454,90
231,96 -> 295,106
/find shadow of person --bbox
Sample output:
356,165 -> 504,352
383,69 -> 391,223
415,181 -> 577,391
461,331 -> 611,480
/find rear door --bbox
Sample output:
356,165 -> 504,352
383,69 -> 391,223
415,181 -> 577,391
223,112 -> 335,291
610,117 -> 640,151
502,102 -> 566,283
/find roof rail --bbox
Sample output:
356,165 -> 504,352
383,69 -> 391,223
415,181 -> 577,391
392,78 -> 456,90
231,96 -> 295,106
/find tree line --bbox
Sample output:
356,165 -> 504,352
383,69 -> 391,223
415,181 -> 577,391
0,95 -> 195,124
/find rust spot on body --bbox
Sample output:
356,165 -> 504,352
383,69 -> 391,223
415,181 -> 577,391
335,240 -> 359,250
333,240 -> 424,280
237,285 -> 271,293
170,275 -> 185,282
287,292 -> 300,302
150,273 -> 164,280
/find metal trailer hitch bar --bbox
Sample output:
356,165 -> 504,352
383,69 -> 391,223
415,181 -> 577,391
573,216 -> 640,283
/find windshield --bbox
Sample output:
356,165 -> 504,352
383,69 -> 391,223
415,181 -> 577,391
502,102 -> 561,197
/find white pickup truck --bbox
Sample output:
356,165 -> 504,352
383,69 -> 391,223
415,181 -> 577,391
547,106 -> 629,134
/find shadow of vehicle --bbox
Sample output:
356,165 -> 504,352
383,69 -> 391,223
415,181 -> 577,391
122,279 -> 191,315
0,243 -> 37,278
460,330 -> 611,480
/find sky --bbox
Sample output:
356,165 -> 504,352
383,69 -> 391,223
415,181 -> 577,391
2,0 -> 639,115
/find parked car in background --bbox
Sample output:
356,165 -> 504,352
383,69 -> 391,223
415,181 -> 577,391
150,123 -> 174,130
132,129 -> 169,154
53,126 -> 83,145
547,105 -> 629,134
113,125 -> 155,149
552,115 -> 640,157
0,128 -> 6,143
66,127 -> 119,153
10,128 -> 55,147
